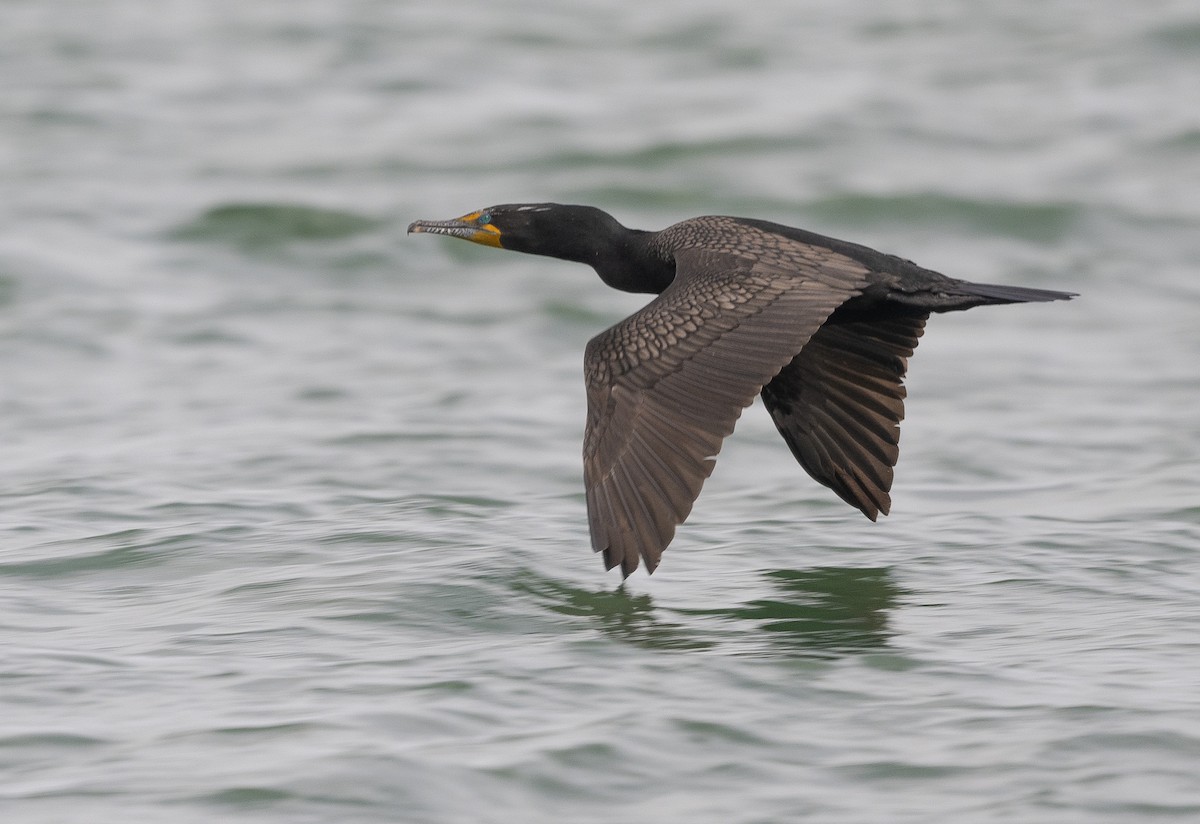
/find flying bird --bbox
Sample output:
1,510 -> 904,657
409,204 -> 1074,577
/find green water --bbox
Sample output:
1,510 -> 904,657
3,2 -> 1199,822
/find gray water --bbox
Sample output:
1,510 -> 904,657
3,2 -> 1200,822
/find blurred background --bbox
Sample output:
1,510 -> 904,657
2,2 -> 1199,822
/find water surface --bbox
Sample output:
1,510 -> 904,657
3,2 -> 1200,822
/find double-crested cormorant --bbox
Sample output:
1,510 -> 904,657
409,204 -> 1074,577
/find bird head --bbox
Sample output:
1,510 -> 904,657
408,203 -> 623,261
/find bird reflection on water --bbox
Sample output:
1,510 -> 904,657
690,567 -> 901,657
523,566 -> 900,657
519,578 -> 713,651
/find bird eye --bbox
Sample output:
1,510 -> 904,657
478,213 -> 492,225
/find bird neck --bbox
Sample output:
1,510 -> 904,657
513,207 -> 676,294
587,227 -> 676,295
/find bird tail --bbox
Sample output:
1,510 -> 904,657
954,281 -> 1077,305
898,279 -> 1077,314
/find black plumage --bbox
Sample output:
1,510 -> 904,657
409,204 -> 1074,576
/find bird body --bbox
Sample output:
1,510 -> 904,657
409,204 -> 1074,576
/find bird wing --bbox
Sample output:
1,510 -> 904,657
583,245 -> 870,576
760,313 -> 928,520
